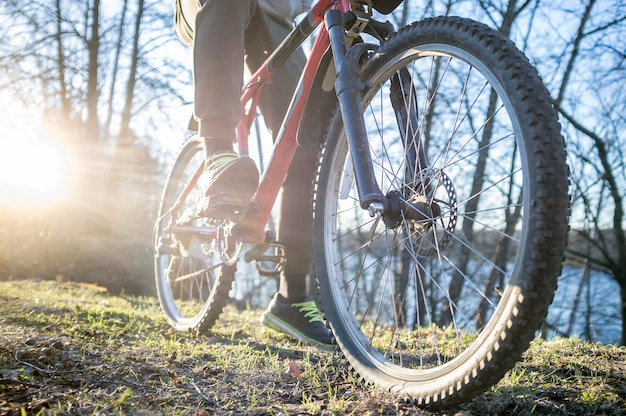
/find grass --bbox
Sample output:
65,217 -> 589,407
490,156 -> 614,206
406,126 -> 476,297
1,280 -> 625,415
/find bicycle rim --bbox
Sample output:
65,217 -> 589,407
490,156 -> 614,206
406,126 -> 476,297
314,17 -> 568,406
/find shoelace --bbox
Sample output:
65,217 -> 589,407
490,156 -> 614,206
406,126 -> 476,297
293,301 -> 323,323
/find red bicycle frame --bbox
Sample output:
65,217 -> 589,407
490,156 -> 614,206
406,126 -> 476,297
234,0 -> 352,244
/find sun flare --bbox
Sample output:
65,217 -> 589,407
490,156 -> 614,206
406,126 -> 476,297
0,131 -> 74,206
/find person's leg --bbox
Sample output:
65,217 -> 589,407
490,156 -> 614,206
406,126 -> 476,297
193,0 -> 259,198
275,149 -> 317,302
193,0 -> 254,140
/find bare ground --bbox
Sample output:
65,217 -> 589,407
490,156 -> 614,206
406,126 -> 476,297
1,280 -> 624,415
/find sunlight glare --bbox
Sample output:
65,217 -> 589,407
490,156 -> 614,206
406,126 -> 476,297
0,131 -> 74,206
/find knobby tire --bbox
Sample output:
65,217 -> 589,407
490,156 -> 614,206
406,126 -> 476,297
313,16 -> 569,408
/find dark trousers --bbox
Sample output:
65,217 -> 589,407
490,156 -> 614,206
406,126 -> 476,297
193,0 -> 316,289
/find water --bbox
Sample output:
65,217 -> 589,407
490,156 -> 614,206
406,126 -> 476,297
231,261 -> 624,345
546,266 -> 622,345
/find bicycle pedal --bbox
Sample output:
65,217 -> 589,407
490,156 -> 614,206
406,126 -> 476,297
200,191 -> 250,219
245,242 -> 286,277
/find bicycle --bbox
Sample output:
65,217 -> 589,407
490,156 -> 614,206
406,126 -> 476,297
154,0 -> 569,408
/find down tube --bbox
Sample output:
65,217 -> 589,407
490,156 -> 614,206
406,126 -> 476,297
242,28 -> 331,244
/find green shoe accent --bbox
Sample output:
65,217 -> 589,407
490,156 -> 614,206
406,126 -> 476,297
292,300 -> 324,324
261,294 -> 333,351
204,151 -> 239,171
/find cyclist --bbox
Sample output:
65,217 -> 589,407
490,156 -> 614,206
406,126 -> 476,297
174,0 -> 332,350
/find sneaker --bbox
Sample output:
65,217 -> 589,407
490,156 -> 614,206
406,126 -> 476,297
204,151 -> 259,197
261,294 -> 334,351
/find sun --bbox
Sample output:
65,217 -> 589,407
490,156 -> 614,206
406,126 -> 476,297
0,130 -> 74,207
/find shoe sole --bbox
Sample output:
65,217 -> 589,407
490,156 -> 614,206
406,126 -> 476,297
201,191 -> 251,219
261,312 -> 335,352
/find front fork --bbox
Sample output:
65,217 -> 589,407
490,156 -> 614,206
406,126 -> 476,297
326,9 -> 438,225
326,9 -> 387,215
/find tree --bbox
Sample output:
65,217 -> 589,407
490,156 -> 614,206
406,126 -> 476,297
0,0 -> 191,293
386,0 -> 625,343
544,0 -> 626,345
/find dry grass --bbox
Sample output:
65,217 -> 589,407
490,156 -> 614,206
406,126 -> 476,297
1,280 -> 624,415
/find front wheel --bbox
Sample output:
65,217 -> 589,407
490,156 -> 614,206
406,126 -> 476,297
313,17 -> 569,407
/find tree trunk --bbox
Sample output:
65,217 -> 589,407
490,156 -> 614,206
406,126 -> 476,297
437,0 -> 521,327
86,0 -> 100,142
439,89 -> 498,326
119,0 -> 145,141
565,263 -> 590,337
103,0 -> 129,141
54,0 -> 70,123
620,281 -> 626,346
476,190 -> 523,328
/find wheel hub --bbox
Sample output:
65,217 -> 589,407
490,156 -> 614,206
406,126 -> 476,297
383,169 -> 458,257
382,191 -> 441,229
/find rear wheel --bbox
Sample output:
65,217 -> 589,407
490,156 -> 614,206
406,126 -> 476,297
313,17 -> 569,407
154,136 -> 236,333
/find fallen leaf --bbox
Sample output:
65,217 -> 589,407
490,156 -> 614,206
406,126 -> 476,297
285,361 -> 302,379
